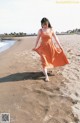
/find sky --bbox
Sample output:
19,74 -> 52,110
0,0 -> 80,34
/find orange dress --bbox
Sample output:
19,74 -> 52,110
34,29 -> 69,68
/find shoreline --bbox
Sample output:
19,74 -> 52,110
0,35 -> 80,123
0,40 -> 16,53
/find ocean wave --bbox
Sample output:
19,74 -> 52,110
0,40 -> 16,53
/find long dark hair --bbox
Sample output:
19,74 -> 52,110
41,17 -> 52,28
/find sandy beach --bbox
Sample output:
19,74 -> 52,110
0,35 -> 80,123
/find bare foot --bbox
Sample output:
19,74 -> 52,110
45,76 -> 50,82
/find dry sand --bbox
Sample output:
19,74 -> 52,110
0,35 -> 80,123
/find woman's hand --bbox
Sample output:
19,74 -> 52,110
32,29 -> 41,51
58,44 -> 63,51
32,47 -> 37,51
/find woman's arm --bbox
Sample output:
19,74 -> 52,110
33,29 -> 41,49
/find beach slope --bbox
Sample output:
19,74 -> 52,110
0,36 -> 79,123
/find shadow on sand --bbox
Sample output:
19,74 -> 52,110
0,71 -> 55,83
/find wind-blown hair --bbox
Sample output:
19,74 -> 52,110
41,17 -> 52,28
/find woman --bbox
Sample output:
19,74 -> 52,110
32,17 -> 69,82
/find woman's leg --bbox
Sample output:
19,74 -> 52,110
43,67 -> 49,82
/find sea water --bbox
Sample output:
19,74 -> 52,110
0,40 -> 16,53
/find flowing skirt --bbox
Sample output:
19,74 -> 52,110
33,41 -> 69,68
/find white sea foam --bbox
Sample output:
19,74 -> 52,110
0,42 -> 8,48
0,40 -> 16,53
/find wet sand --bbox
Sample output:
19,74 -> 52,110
0,35 -> 80,123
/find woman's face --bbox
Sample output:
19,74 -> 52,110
42,22 -> 48,29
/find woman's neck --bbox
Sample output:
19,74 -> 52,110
42,27 -> 51,32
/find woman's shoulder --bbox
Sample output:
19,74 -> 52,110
50,27 -> 56,35
38,28 -> 42,32
38,28 -> 42,35
50,27 -> 53,32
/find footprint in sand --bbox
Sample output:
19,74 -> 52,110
43,115 -> 53,122
43,116 -> 62,123
67,49 -> 72,52
75,92 -> 79,97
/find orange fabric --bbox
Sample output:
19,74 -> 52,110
34,29 -> 69,68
